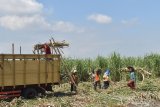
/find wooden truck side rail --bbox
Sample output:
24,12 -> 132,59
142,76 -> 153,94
0,54 -> 60,59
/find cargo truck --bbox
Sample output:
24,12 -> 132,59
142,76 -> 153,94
0,39 -> 69,99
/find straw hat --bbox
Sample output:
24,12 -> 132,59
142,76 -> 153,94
74,70 -> 77,73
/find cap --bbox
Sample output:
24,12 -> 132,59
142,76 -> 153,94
105,69 -> 110,76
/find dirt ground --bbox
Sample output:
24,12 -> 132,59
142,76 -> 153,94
0,79 -> 160,107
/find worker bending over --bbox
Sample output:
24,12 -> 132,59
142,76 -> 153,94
102,69 -> 110,89
70,70 -> 78,93
94,68 -> 101,90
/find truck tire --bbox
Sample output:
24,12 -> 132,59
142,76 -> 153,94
46,85 -> 53,91
22,88 -> 38,99
37,87 -> 46,97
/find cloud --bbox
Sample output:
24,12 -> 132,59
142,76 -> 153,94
52,21 -> 85,33
0,0 -> 83,33
52,21 -> 75,32
88,14 -> 112,24
0,15 -> 83,33
0,0 -> 45,30
0,15 -> 49,30
121,18 -> 139,26
0,0 -> 43,15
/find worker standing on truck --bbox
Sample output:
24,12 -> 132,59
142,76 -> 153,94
70,70 -> 78,93
127,66 -> 136,89
93,68 -> 101,90
43,44 -> 52,60
43,44 -> 51,54
102,69 -> 110,89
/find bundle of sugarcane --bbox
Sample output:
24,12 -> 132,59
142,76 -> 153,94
49,40 -> 69,48
33,38 -> 69,54
120,67 -> 151,82
33,41 -> 69,50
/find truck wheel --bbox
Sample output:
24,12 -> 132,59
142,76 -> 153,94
22,88 -> 38,99
37,87 -> 46,97
46,85 -> 53,91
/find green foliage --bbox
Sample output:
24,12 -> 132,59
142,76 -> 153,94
76,59 -> 90,81
96,55 -> 108,71
61,53 -> 160,82
108,52 -> 121,81
143,54 -> 160,77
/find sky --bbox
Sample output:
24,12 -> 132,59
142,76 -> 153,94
0,0 -> 160,58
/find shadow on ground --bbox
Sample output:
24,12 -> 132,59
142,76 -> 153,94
45,91 -> 76,98
53,91 -> 76,97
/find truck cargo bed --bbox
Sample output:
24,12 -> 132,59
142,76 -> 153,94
0,54 -> 61,89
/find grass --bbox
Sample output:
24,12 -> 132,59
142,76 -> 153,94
1,78 -> 160,107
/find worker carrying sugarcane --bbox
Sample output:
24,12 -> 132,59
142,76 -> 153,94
127,66 -> 136,89
90,69 -> 95,84
70,70 -> 78,93
93,68 -> 101,90
102,69 -> 110,89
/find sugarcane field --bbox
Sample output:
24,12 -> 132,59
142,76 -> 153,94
0,38 -> 160,107
1,1 -> 160,107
